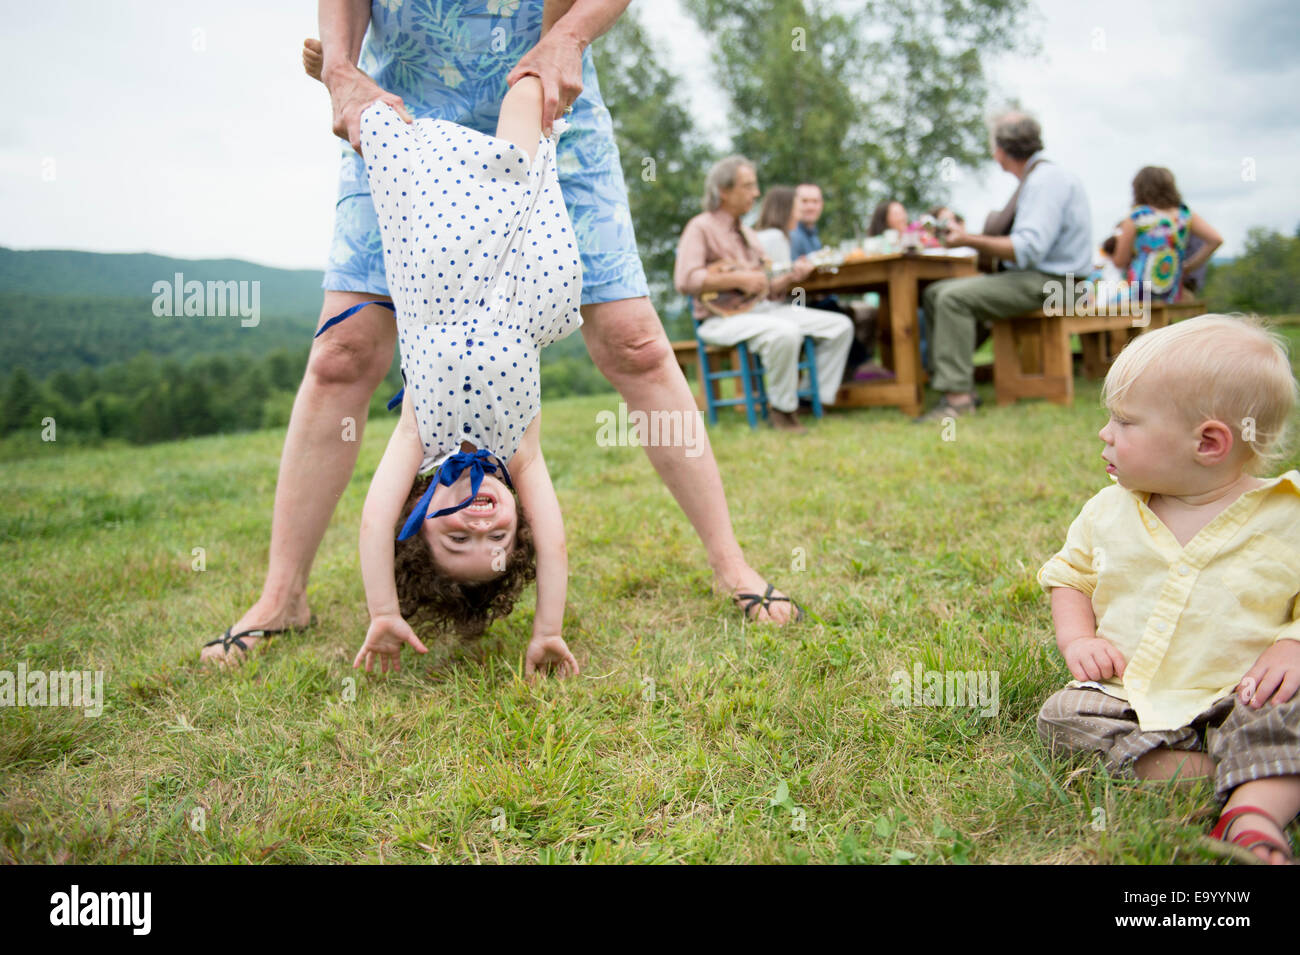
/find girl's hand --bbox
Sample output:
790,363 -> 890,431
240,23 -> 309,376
1063,635 -> 1126,682
1238,638 -> 1300,708
354,614 -> 428,673
525,635 -> 579,679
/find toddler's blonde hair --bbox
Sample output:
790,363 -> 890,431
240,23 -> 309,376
1103,313 -> 1298,473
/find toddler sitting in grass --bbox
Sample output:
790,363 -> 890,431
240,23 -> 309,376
1036,314 -> 1300,864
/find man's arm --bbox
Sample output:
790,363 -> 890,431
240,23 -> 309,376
507,0 -> 632,134
948,229 -> 1017,263
1005,168 -> 1069,270
360,394 -> 424,618
318,0 -> 412,151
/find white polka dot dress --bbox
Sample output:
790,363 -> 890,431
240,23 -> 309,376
360,99 -> 583,475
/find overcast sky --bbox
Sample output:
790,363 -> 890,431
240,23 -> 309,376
2,0 -> 1296,272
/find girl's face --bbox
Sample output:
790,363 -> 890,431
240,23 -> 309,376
886,202 -> 908,232
419,473 -> 517,582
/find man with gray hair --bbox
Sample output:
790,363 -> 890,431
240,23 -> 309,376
917,111 -> 1092,420
675,156 -> 854,431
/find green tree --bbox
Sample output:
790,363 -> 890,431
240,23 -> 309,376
682,0 -> 1036,238
1205,226 -> 1300,316
593,7 -> 715,336
3,367 -> 41,434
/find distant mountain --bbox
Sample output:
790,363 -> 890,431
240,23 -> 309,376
0,247 -> 592,381
0,248 -> 326,378
0,247 -> 325,316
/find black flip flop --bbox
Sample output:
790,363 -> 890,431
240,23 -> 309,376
203,614 -> 316,657
733,584 -> 805,623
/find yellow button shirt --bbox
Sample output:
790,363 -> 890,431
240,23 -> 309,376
1038,470 -> 1300,731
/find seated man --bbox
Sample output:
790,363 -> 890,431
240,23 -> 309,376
675,157 -> 854,431
790,183 -> 886,380
918,111 -> 1093,420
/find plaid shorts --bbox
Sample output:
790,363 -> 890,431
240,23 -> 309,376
1037,686 -> 1300,800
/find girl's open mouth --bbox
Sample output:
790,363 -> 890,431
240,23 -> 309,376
466,493 -> 495,512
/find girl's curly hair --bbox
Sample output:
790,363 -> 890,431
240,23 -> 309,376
393,471 -> 537,638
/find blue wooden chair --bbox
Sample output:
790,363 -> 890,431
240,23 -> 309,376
688,300 -> 824,428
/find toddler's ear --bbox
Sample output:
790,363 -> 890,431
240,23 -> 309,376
1195,419 -> 1235,464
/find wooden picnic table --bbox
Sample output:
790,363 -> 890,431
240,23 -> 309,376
801,250 -> 979,416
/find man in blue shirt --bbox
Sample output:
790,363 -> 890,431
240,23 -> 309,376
789,184 -> 825,261
918,112 -> 1092,420
788,183 -> 870,376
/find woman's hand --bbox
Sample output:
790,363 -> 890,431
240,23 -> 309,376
525,634 -> 579,679
354,614 -> 428,673
506,29 -> 584,136
325,62 -> 413,154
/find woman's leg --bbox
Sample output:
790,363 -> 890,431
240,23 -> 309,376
201,291 -> 397,663
581,297 -> 801,623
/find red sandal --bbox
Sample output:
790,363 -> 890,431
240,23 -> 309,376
1209,806 -> 1295,864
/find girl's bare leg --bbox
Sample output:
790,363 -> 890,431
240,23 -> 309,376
496,75 -> 544,161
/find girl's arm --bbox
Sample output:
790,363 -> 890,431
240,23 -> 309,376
360,392 -> 424,618
510,414 -> 578,676
1111,218 -> 1136,270
1182,213 -> 1223,275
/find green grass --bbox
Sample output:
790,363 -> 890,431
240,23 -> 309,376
2,324 -> 1299,864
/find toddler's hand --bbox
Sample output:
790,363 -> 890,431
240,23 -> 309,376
1063,636 -> 1126,682
525,634 -> 579,679
1238,638 -> 1300,708
354,614 -> 428,674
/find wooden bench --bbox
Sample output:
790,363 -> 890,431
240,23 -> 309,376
991,299 -> 1208,407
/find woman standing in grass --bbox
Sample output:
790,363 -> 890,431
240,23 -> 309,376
210,78 -> 581,677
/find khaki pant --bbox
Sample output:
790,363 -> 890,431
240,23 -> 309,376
695,301 -> 854,413
921,269 -> 1060,393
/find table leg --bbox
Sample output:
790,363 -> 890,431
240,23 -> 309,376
888,269 -> 922,416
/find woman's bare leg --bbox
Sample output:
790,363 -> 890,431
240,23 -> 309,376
496,74 -> 544,161
581,297 -> 799,623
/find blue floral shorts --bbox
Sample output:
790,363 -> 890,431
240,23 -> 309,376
323,0 -> 648,306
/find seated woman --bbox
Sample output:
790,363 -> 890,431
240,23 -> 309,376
674,156 -> 855,432
868,198 -> 909,238
754,185 -> 800,271
1112,166 -> 1222,304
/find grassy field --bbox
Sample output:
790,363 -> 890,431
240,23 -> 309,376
2,322 -> 1298,864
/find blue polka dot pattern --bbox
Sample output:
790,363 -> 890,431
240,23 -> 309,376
360,100 -> 583,475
